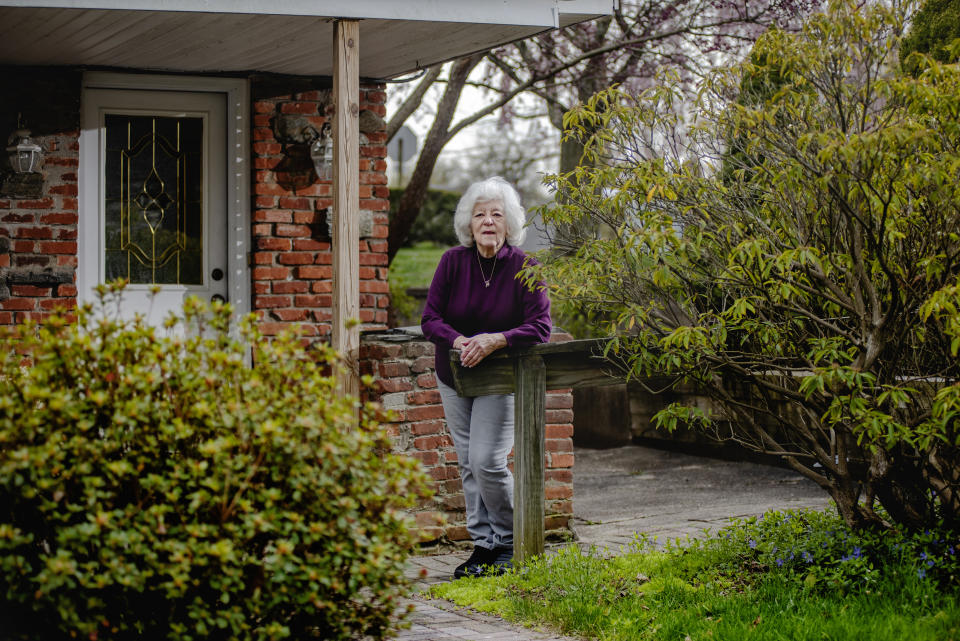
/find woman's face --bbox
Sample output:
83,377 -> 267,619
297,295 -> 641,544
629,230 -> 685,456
471,199 -> 506,257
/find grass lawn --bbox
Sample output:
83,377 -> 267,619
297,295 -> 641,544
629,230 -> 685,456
391,242 -> 449,290
430,508 -> 960,641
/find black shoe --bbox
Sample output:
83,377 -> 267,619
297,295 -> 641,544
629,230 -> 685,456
453,546 -> 495,579
487,546 -> 513,575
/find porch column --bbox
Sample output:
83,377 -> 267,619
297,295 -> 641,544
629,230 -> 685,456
332,18 -> 361,399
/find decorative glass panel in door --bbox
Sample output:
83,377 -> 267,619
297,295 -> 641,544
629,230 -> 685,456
81,89 -> 227,326
104,114 -> 203,285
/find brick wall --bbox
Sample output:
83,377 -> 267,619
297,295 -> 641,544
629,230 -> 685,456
361,331 -> 575,546
250,79 -> 390,337
0,68 -> 80,323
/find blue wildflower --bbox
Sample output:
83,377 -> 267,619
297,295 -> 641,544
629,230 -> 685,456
802,551 -> 813,563
852,547 -> 862,558
776,558 -> 784,567
749,539 -> 757,549
920,552 -> 928,561
918,568 -> 926,579
927,559 -> 935,568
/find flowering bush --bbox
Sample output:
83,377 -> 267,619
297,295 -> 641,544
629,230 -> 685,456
712,508 -> 959,593
0,283 -> 429,640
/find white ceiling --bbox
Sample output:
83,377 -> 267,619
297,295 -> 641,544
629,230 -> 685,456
0,1 -> 614,78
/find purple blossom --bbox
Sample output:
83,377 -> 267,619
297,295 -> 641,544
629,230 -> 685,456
749,539 -> 757,549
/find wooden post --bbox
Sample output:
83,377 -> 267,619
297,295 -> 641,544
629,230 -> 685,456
332,19 -> 360,399
513,354 -> 546,563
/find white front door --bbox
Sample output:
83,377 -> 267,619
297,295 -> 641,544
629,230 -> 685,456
80,88 -> 228,325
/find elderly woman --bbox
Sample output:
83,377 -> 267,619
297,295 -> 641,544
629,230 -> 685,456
421,176 -> 552,578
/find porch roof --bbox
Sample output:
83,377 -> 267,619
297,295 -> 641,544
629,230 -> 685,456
0,0 -> 615,78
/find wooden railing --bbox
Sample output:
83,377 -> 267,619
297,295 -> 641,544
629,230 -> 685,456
449,338 -> 621,562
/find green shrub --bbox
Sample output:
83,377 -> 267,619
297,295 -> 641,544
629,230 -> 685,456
390,188 -> 460,247
699,508 -> 959,594
0,282 -> 429,641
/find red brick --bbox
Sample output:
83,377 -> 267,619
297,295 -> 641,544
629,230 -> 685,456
410,450 -> 440,466
546,439 -> 573,453
377,378 -> 413,394
272,281 -> 309,294
39,213 -> 78,225
546,424 -> 573,439
294,294 -> 331,307
57,228 -> 77,240
0,312 -> 13,324
253,209 -> 292,223
16,198 -> 54,209
359,253 -> 388,267
253,142 -> 283,155
62,198 -> 78,211
280,102 -> 318,115
45,157 -> 78,167
57,284 -> 78,297
310,309 -> 332,322
50,184 -> 78,196
254,295 -> 291,309
416,373 -> 438,388
257,237 -> 291,251
545,485 -> 574,500
428,465 -> 459,481
272,308 -> 309,322
410,356 -> 434,374
410,420 -> 443,436
293,239 -> 330,251
546,409 -> 574,423
406,405 -> 445,421
379,361 -> 410,377
252,266 -> 290,280
39,241 -> 76,254
546,469 -> 573,483
407,390 -> 441,406
278,196 -> 310,210
253,253 -> 273,265
550,501 -> 574,514
277,253 -> 313,265
296,265 -> 332,279
11,285 -> 51,297
57,255 -> 77,267
17,227 -> 52,240
310,281 -> 333,293
2,213 -> 34,223
38,298 -> 73,311
546,393 -> 574,409
253,100 -> 275,114
413,436 -> 442,451
1,299 -> 35,311
276,224 -> 312,237
549,453 -> 574,468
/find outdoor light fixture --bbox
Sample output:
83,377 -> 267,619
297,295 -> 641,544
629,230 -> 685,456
6,117 -> 43,174
309,121 -> 333,181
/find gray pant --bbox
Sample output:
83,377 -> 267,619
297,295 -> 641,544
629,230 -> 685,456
438,380 -> 514,550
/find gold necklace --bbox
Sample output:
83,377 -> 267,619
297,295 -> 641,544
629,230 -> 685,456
476,249 -> 498,288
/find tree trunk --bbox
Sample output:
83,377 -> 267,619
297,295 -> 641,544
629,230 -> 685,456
387,55 -> 484,264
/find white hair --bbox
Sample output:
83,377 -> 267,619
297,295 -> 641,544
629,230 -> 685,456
453,176 -> 526,247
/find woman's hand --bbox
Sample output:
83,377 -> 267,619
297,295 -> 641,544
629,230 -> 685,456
455,333 -> 507,368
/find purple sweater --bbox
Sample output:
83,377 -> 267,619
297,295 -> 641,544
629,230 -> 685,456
421,243 -> 552,388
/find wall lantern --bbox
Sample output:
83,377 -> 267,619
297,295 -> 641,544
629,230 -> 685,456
6,118 -> 43,174
309,121 -> 333,182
